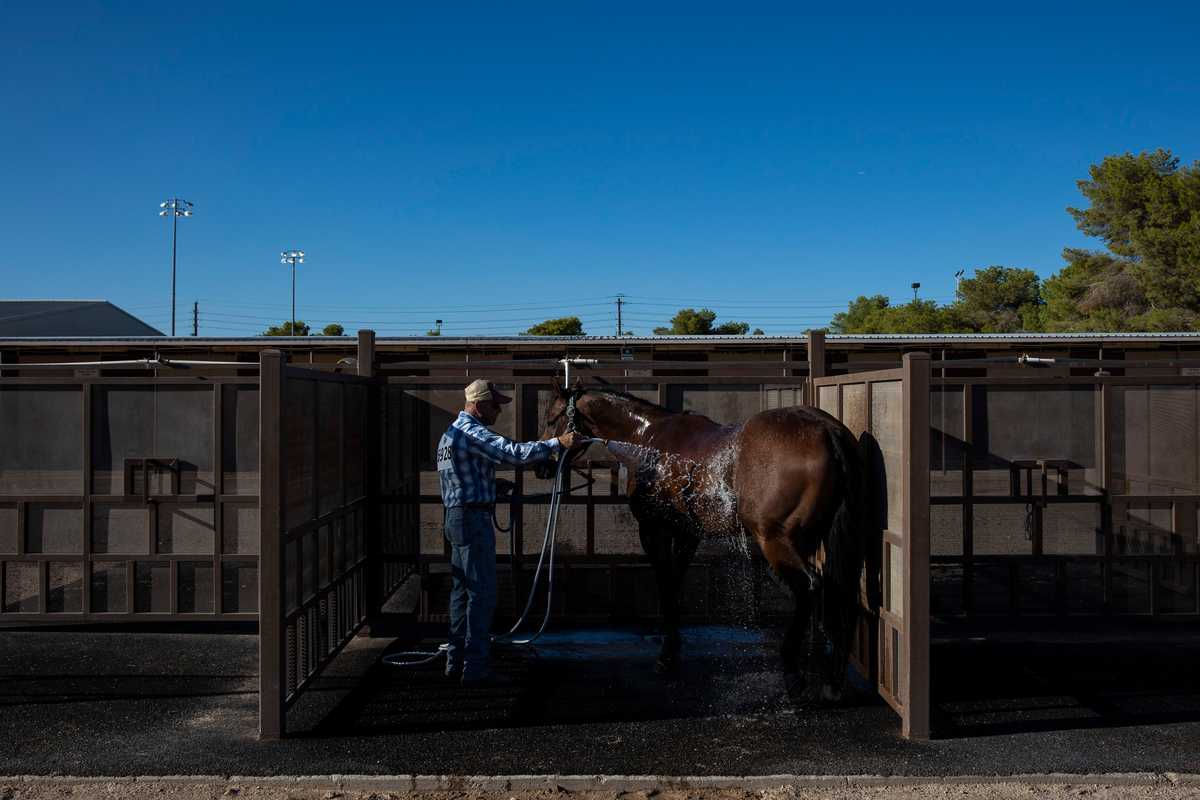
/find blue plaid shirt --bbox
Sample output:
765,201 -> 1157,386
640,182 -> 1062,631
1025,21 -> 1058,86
438,411 -> 561,508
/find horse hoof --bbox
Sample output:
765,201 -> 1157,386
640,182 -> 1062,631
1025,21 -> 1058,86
792,683 -> 842,710
822,684 -> 843,704
784,673 -> 808,702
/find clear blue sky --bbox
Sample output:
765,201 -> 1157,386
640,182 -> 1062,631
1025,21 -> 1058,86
3,3 -> 1198,336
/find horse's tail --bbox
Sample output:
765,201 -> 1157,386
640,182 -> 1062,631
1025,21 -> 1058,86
821,423 -> 870,678
823,424 -> 865,592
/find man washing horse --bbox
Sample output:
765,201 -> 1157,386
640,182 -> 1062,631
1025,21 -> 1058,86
437,379 -> 579,685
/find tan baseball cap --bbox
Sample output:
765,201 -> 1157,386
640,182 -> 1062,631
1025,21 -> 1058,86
464,379 -> 512,404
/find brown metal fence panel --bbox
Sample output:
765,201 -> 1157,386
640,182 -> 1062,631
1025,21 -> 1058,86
1,376 -> 259,623
810,353 -> 931,740
258,350 -> 374,739
929,374 -> 1200,623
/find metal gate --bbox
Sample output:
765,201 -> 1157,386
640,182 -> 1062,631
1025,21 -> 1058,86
811,353 -> 931,740
257,349 -> 375,738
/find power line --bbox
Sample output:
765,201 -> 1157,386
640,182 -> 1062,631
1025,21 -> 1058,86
195,297 -> 617,313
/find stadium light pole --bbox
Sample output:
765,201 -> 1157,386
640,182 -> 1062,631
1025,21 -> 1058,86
159,198 -> 193,336
280,250 -> 305,334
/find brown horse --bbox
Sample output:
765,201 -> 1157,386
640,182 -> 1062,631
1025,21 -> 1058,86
539,383 -> 873,705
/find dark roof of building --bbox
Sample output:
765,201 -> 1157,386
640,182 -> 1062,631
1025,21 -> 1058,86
0,301 -> 163,337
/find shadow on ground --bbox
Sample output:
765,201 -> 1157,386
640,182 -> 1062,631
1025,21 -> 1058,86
2,624 -> 1199,776
931,626 -> 1200,738
314,625 -> 876,736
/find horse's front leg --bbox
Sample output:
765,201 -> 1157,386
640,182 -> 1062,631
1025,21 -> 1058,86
638,522 -> 683,674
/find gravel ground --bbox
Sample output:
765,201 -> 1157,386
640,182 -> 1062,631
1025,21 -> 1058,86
2,626 -> 1199,779
4,779 -> 1200,800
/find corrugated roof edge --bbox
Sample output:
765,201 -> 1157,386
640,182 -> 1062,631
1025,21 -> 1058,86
3,331 -> 1200,346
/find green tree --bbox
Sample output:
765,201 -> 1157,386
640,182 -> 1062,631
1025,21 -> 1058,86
831,296 -> 960,334
652,308 -> 751,335
1068,149 -> 1200,311
320,323 -> 345,336
830,295 -> 891,333
884,299 -> 954,333
952,266 -> 1044,332
1042,249 -> 1145,331
263,320 -> 310,336
522,316 -> 585,336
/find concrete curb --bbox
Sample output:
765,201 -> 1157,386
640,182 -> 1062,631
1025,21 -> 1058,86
4,773 -> 1200,790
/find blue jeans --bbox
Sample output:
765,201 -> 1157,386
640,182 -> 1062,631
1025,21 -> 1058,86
444,507 -> 497,679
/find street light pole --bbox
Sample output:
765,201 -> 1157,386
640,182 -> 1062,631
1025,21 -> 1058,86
159,198 -> 193,336
280,250 -> 305,333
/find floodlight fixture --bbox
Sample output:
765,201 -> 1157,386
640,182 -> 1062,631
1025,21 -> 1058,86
159,197 -> 194,335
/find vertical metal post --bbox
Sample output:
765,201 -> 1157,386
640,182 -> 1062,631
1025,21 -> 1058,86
1099,382 -> 1114,612
962,383 -> 974,618
258,350 -> 285,739
901,352 -> 931,740
511,384 -> 525,612
358,331 -> 382,621
807,330 -> 826,405
356,330 -> 376,378
213,383 -> 224,614
82,383 -> 92,616
291,263 -> 296,334
171,207 -> 178,337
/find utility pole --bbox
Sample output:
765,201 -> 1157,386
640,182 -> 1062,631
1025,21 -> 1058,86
911,282 -> 921,301
616,294 -> 624,336
192,301 -> 199,336
158,198 -> 193,336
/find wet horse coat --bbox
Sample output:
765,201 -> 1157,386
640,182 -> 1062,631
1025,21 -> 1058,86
541,385 -> 872,703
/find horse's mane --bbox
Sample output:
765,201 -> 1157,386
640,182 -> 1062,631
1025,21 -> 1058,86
586,386 -> 676,414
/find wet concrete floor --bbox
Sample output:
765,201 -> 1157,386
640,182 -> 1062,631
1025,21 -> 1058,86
1,624 -> 1198,776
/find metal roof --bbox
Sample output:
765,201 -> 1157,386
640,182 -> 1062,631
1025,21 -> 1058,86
0,301 -> 163,337
3,331 -> 1200,347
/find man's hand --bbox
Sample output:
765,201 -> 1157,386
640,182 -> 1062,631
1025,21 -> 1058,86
558,431 -> 580,449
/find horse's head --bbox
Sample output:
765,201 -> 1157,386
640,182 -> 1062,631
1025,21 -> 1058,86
534,381 -> 589,479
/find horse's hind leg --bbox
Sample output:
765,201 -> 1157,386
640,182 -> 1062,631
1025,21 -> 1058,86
822,576 -> 860,703
760,537 -> 826,705
774,564 -> 819,703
